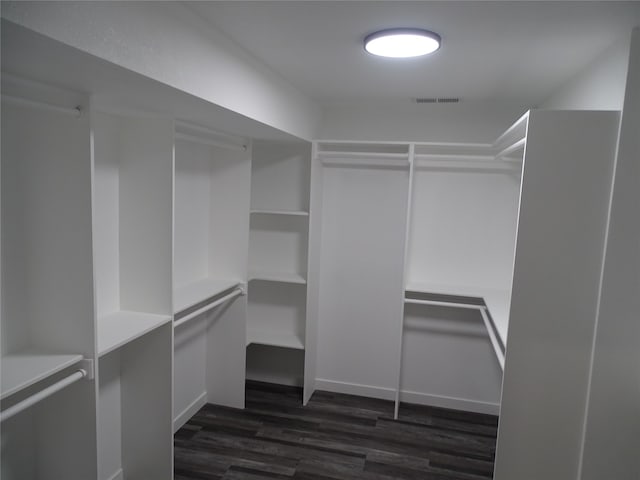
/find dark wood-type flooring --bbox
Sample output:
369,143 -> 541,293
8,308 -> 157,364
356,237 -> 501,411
175,381 -> 498,480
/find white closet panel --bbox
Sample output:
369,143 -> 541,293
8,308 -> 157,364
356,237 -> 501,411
174,139 -> 250,294
1,80 -> 97,480
495,110 -> 620,480
316,163 -> 408,397
173,128 -> 251,423
407,167 -> 520,292
250,141 -> 310,212
92,112 -> 174,356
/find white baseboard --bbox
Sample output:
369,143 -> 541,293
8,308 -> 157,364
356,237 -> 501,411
173,391 -> 207,433
400,389 -> 500,415
315,378 -> 396,401
104,469 -> 123,480
314,378 -> 500,415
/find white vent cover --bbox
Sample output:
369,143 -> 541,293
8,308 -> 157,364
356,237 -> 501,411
415,97 -> 460,104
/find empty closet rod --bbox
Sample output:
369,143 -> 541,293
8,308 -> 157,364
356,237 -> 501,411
174,132 -> 247,151
1,94 -> 82,118
0,369 -> 87,423
404,298 -> 485,310
174,287 -> 244,328
495,138 -> 526,160
479,308 -> 506,370
405,298 -> 505,369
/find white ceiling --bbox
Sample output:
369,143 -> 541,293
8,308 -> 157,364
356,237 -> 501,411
187,1 -> 640,106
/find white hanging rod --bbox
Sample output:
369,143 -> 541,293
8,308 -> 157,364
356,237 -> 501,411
1,368 -> 87,423
495,138 -> 526,160
479,308 -> 505,370
174,287 -> 244,329
404,298 -> 486,310
175,132 -> 247,151
1,94 -> 82,118
405,297 -> 505,370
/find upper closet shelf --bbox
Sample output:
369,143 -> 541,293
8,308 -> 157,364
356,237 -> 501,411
97,311 -> 171,356
250,209 -> 309,217
249,271 -> 307,285
1,351 -> 84,400
174,277 -> 243,314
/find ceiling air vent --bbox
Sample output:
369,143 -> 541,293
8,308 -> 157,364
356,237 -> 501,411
415,97 -> 460,104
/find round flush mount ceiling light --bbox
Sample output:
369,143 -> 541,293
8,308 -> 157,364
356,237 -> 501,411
364,28 -> 441,58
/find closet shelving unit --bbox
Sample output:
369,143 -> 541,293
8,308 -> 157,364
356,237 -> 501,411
92,109 -> 174,480
246,140 -> 312,390
313,128 -> 524,416
172,119 -> 251,425
1,77 -> 98,479
402,114 -> 528,373
172,119 -> 249,313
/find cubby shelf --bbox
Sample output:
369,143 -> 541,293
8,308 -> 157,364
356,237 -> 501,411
250,209 -> 309,217
1,351 -> 85,400
246,328 -> 305,350
97,311 -> 172,357
248,271 -> 307,285
174,277 -> 243,314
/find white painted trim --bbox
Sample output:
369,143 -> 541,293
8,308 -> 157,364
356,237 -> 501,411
399,389 -> 500,416
315,378 -> 397,401
104,468 -> 124,480
173,391 -> 207,433
315,378 -> 500,415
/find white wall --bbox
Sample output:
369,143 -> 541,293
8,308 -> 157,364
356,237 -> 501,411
541,34 -> 631,111
579,27 -> 640,480
319,101 -> 526,143
1,1 -> 321,141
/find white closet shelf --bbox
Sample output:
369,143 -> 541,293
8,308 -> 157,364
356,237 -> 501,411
1,350 -> 84,400
248,271 -> 307,284
250,209 -> 309,217
98,311 -> 172,356
246,328 -> 305,350
405,282 -> 510,348
174,277 -> 243,314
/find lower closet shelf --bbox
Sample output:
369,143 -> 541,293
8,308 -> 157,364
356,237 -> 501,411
1,350 -> 84,400
249,271 -> 307,285
246,328 -> 305,350
98,311 -> 171,356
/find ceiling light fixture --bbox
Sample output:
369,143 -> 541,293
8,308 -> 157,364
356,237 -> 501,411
364,28 -> 441,58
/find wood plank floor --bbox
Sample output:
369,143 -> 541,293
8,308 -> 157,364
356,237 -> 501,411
175,381 -> 498,480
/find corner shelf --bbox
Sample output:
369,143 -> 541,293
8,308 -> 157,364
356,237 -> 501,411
248,271 -> 307,285
1,350 -> 85,400
174,277 -> 243,314
246,328 -> 305,350
250,209 -> 309,217
97,311 -> 172,357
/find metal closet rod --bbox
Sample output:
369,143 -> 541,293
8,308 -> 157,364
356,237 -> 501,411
1,94 -> 82,118
404,297 -> 506,369
0,368 -> 88,423
174,287 -> 244,329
